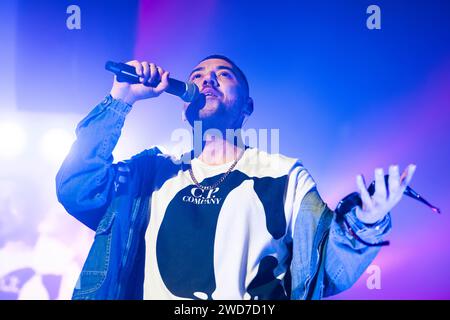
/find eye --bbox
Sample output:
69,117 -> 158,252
191,73 -> 201,80
219,71 -> 232,78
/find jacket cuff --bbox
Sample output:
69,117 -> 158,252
344,208 -> 392,244
102,94 -> 133,117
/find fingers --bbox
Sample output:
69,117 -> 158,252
388,165 -> 400,196
400,164 -> 416,189
154,70 -> 170,94
126,60 -> 143,78
147,63 -> 158,85
126,60 -> 164,87
157,66 -> 165,80
385,164 -> 416,205
373,168 -> 387,203
356,174 -> 374,212
356,164 -> 416,216
138,62 -> 159,85
141,62 -> 150,84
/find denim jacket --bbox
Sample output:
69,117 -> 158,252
55,96 -> 391,300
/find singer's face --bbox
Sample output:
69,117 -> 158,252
185,58 -> 249,129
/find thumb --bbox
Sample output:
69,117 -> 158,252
153,71 -> 170,95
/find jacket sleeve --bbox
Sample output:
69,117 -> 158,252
309,190 -> 390,298
55,95 -> 134,231
288,164 -> 391,299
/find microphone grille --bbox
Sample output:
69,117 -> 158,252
181,82 -> 200,102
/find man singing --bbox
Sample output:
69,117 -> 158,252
56,55 -> 415,299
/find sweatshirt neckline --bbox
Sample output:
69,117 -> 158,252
190,147 -> 250,170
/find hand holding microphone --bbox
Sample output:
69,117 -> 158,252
107,60 -> 199,105
335,165 -> 441,247
109,60 -> 169,105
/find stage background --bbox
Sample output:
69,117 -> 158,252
0,0 -> 449,299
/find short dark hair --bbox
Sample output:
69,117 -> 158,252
200,54 -> 250,95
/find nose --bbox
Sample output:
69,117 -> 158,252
202,72 -> 219,88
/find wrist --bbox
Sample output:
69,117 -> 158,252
110,88 -> 136,105
355,206 -> 386,225
343,208 -> 392,247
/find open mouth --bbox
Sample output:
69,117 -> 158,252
201,88 -> 221,98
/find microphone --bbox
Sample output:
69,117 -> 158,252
334,174 -> 441,247
105,61 -> 199,102
367,175 -> 441,214
336,174 -> 441,218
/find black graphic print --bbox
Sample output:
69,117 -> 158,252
156,169 -> 289,300
247,255 -> 289,300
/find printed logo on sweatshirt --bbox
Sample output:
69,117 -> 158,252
182,187 -> 222,205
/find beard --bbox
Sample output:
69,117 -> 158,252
185,95 -> 231,131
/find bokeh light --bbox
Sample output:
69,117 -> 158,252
0,122 -> 27,159
39,128 -> 75,165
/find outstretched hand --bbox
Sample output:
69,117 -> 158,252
355,164 -> 416,224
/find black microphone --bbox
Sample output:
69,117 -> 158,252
367,175 -> 441,214
105,61 -> 199,102
334,174 -> 441,247
336,174 -> 441,218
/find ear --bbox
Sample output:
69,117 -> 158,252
243,97 -> 254,116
